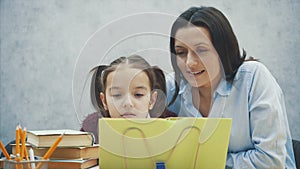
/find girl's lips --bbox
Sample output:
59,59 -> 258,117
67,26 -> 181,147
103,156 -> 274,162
121,113 -> 136,118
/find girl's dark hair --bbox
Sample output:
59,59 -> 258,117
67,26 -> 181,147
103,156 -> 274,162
91,54 -> 168,117
169,6 -> 246,106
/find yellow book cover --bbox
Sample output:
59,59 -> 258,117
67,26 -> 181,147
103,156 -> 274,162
99,118 -> 232,169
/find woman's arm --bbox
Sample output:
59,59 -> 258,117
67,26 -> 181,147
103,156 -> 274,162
227,62 -> 295,168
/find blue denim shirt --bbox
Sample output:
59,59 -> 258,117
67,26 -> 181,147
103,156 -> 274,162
166,61 -> 296,168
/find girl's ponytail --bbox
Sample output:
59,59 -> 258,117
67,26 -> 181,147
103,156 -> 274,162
90,65 -> 110,117
149,66 -> 167,117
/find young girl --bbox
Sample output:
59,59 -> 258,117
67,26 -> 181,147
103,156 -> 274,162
81,55 -> 176,143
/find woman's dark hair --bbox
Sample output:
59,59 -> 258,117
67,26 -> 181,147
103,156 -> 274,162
169,6 -> 246,106
91,54 -> 168,117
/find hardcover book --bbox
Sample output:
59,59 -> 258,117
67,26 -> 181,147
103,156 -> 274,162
48,158 -> 98,169
27,129 -> 94,147
12,144 -> 99,160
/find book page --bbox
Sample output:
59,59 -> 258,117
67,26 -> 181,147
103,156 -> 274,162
28,129 -> 91,136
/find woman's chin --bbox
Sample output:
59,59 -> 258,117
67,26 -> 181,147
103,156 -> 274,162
187,80 -> 206,88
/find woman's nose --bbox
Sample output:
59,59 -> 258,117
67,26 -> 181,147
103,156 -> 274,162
186,52 -> 200,67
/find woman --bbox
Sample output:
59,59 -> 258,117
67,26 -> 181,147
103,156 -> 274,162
166,6 -> 296,168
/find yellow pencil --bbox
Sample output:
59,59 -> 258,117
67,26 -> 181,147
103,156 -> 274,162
35,133 -> 64,169
18,126 -> 24,169
20,128 -> 27,160
24,144 -> 29,161
24,147 -> 31,169
42,133 -> 64,159
0,140 -> 11,160
15,125 -> 20,158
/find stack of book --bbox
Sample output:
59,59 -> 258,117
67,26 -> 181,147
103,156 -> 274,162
13,129 -> 98,169
0,158 -> 3,169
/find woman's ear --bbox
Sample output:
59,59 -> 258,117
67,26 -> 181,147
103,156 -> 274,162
149,91 -> 158,110
100,92 -> 108,110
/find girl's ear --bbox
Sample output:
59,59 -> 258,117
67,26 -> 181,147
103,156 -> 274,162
149,91 -> 158,110
100,92 -> 108,110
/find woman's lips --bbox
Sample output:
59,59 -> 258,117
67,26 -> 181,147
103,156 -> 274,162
187,70 -> 205,76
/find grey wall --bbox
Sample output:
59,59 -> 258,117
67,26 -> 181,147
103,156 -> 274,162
1,0 -> 299,146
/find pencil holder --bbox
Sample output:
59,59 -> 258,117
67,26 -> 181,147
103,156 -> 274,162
4,159 -> 48,169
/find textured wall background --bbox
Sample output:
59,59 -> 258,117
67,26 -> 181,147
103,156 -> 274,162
1,0 -> 299,146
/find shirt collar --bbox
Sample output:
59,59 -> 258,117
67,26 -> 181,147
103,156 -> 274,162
179,78 -> 232,97
178,80 -> 189,95
214,78 -> 231,97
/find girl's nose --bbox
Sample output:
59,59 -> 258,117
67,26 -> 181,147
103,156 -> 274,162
122,94 -> 134,108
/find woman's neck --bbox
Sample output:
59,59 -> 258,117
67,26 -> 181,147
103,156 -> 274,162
192,86 -> 212,117
192,74 -> 221,117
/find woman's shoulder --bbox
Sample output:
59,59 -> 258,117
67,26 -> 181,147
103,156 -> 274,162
235,61 -> 270,80
238,61 -> 266,72
234,61 -> 281,92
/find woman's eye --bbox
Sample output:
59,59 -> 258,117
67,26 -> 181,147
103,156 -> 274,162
196,48 -> 208,54
175,51 -> 187,57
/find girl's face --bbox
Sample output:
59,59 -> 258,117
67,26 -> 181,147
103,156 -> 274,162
174,26 -> 222,88
100,66 -> 157,118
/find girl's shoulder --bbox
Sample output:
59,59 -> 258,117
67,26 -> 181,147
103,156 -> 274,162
80,112 -> 102,132
80,112 -> 102,144
159,109 -> 177,118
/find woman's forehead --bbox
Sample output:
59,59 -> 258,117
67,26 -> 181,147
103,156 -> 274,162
174,26 -> 211,46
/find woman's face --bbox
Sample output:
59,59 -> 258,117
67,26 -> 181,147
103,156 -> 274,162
174,26 -> 222,88
100,66 -> 157,118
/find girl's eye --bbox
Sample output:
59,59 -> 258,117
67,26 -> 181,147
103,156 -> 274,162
134,93 -> 144,98
111,93 -> 122,98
